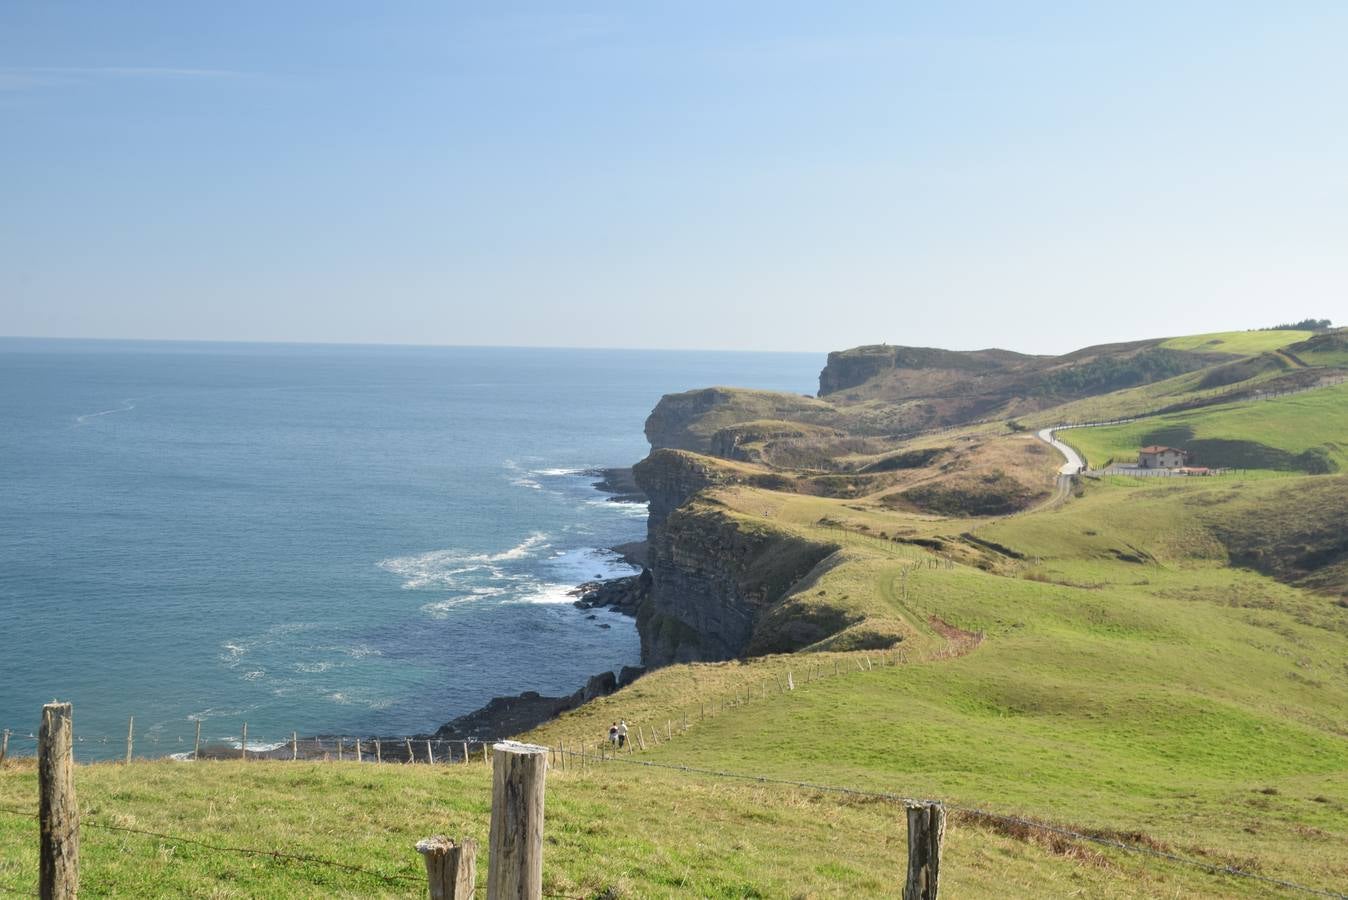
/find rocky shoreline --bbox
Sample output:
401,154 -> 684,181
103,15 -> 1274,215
421,466 -> 650,746
196,468 -> 656,762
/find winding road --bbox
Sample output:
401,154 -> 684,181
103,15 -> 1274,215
1037,427 -> 1084,475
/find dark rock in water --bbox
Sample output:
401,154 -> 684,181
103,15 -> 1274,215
569,571 -> 651,618
432,666 -> 626,744
585,614 -> 597,620
597,623 -> 610,629
583,466 -> 649,504
618,665 -> 645,687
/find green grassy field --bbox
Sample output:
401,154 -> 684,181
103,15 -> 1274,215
4,751 -> 1309,899
1160,330 -> 1315,354
1060,381 -> 1348,471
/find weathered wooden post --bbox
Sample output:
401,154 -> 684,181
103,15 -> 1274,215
337,738 -> 344,761
461,741 -> 469,764
355,739 -> 362,763
426,740 -> 434,764
487,741 -> 548,900
292,731 -> 299,761
482,744 -> 489,766
406,737 -> 415,762
125,716 -> 134,764
193,720 -> 202,761
0,728 -> 9,765
787,671 -> 794,691
375,738 -> 382,763
39,702 -> 78,900
240,723 -> 248,760
903,802 -> 945,900
416,835 -> 477,899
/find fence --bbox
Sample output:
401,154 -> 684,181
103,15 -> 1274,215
3,657 -> 1345,899
3,700 -> 951,900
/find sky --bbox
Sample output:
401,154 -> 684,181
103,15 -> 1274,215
2,2 -> 1345,354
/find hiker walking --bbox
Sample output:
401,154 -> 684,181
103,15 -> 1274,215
608,722 -> 619,748
617,720 -> 628,749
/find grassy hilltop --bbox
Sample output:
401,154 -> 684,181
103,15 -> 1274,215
2,324 -> 1346,897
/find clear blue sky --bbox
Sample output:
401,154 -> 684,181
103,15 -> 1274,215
2,2 -> 1344,353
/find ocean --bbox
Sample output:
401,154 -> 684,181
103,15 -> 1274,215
0,339 -> 821,760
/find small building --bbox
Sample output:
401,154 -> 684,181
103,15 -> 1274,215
1138,445 -> 1187,469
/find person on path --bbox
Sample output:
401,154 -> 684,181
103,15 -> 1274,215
608,722 -> 619,748
617,720 -> 628,749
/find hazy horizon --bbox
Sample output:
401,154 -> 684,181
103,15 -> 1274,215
4,2 -> 1346,353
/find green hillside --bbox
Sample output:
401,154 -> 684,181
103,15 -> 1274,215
1061,381 -> 1348,472
1159,329 -> 1316,354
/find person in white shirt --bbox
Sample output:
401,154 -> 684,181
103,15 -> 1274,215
617,720 -> 629,749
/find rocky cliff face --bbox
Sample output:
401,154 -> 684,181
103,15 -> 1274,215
631,448 -> 837,665
632,449 -> 735,525
644,387 -> 835,453
817,345 -> 1030,395
637,504 -> 836,665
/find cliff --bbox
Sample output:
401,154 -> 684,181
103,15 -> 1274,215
818,345 -> 1033,395
631,449 -> 841,665
636,503 -> 838,665
644,387 -> 836,453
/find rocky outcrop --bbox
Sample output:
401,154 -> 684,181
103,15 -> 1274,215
818,345 -> 1026,395
633,449 -> 737,525
637,504 -> 838,666
644,387 -> 834,453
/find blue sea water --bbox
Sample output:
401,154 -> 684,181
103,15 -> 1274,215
0,339 -> 821,759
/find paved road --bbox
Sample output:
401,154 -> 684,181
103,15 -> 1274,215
1037,427 -> 1084,475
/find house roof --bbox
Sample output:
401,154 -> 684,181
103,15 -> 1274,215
1139,445 -> 1186,454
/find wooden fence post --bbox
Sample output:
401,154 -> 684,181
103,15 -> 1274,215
337,738 -> 344,762
461,741 -> 469,765
375,738 -> 382,763
39,702 -> 78,900
487,741 -> 548,900
355,739 -> 362,763
426,740 -> 434,764
125,716 -> 134,765
406,738 -> 414,762
903,802 -> 945,900
0,729 -> 9,765
292,732 -> 298,761
240,723 -> 247,761
193,721 -> 202,761
482,744 -> 489,767
416,835 -> 477,899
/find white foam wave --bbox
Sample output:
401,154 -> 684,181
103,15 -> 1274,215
75,399 -> 136,425
377,533 -> 551,589
420,586 -> 508,618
